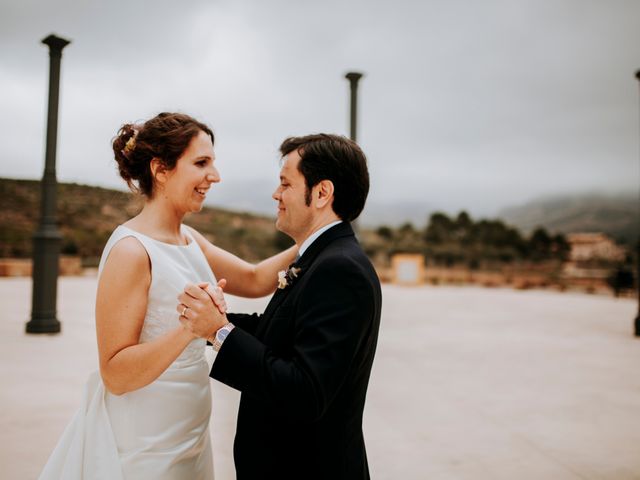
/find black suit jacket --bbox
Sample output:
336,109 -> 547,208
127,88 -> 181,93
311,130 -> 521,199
211,222 -> 382,480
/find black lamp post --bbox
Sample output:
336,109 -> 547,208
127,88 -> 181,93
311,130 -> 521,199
635,70 -> 640,337
26,34 -> 70,334
345,72 -> 363,143
345,72 -> 364,234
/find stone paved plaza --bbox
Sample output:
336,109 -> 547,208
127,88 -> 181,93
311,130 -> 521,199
2,277 -> 639,479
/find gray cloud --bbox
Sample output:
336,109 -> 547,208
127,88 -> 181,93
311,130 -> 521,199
0,0 -> 638,220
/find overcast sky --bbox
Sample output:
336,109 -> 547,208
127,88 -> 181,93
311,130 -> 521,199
1,0 -> 639,222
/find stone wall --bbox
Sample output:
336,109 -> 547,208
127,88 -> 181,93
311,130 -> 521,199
0,256 -> 83,277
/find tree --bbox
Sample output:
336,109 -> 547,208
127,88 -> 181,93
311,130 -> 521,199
424,212 -> 453,244
394,222 -> 423,253
399,222 -> 416,235
551,234 -> 570,261
376,225 -> 394,241
607,266 -> 635,297
528,227 -> 552,260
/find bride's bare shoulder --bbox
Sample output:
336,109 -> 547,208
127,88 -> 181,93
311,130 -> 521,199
101,236 -> 150,278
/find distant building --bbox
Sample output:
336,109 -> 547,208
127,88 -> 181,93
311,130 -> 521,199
561,233 -> 627,292
391,253 -> 425,285
566,233 -> 626,263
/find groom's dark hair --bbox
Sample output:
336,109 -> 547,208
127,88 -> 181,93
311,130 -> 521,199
279,134 -> 369,222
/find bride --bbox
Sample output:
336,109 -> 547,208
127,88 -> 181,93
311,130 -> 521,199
39,112 -> 296,479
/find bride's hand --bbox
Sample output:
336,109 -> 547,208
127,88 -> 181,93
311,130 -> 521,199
198,279 -> 227,314
178,283 -> 228,340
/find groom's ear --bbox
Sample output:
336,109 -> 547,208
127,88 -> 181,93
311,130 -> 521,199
313,180 -> 334,209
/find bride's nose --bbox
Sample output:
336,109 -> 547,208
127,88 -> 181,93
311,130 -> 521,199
206,168 -> 220,184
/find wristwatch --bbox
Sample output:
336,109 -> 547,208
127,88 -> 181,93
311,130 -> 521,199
212,323 -> 235,352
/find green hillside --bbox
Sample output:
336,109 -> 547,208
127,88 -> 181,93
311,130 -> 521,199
0,178 -> 292,264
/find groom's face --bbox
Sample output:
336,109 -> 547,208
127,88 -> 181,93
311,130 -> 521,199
272,151 -> 314,243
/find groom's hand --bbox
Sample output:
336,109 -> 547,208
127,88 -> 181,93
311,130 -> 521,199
178,283 -> 228,340
198,279 -> 227,314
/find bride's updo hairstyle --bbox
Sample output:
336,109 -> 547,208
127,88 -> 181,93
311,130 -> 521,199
112,112 -> 214,197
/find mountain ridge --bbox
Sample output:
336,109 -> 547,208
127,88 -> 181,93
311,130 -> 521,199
498,192 -> 638,244
2,178 -> 636,261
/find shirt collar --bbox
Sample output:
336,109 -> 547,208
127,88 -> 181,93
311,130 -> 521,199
298,220 -> 343,259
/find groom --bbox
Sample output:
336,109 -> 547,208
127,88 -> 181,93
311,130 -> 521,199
179,133 -> 382,480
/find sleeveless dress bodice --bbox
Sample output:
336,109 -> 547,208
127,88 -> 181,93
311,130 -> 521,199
102,225 -> 215,367
39,224 -> 216,480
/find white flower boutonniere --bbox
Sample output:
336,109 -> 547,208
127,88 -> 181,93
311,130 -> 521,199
277,266 -> 301,290
277,270 -> 288,289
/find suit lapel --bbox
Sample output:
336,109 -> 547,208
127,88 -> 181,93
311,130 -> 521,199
256,222 -> 356,337
262,286 -> 290,319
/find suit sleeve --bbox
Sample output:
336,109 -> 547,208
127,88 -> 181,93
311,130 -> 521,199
226,312 -> 261,336
210,255 -> 375,422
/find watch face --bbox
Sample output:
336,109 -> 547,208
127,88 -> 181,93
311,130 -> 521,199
217,329 -> 229,342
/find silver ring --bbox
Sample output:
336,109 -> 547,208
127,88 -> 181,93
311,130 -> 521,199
181,306 -> 188,317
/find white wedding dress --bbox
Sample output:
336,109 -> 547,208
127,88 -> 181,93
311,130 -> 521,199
39,225 -> 216,479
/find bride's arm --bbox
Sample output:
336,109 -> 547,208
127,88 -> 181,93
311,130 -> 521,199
186,226 -> 297,298
96,237 -> 197,396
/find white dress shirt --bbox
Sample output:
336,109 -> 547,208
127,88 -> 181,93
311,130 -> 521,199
297,220 -> 343,260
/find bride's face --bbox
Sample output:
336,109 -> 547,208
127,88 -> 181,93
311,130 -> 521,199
157,130 -> 219,213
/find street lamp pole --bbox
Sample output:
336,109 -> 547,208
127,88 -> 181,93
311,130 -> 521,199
345,72 -> 364,235
634,70 -> 640,337
26,34 -> 71,334
345,72 -> 363,143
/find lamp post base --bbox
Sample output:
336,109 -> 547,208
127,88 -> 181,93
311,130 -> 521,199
26,316 -> 61,334
28,228 -> 61,335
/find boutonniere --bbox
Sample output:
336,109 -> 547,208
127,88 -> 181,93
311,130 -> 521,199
277,266 -> 302,289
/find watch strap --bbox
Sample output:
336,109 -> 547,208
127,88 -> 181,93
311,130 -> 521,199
212,323 -> 235,352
